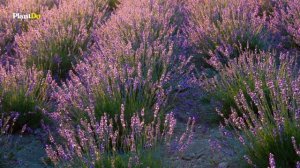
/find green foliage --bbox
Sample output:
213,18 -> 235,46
94,148 -> 163,168
16,0 -> 103,81
204,51 -> 273,118
219,51 -> 300,167
107,0 -> 120,10
93,82 -> 157,123
25,18 -> 92,80
0,88 -> 42,129
187,0 -> 274,68
245,122 -> 300,167
92,57 -> 164,123
0,66 -> 52,129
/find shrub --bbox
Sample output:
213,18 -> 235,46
45,107 -> 195,167
0,63 -> 54,129
50,0 -> 191,124
186,0 -> 274,69
256,0 -> 280,18
271,0 -> 300,50
204,51 -> 281,117
15,0 -> 107,80
219,52 -> 300,167
0,0 -> 57,59
96,0 -> 188,58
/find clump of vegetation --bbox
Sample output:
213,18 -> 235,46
217,51 -> 300,167
186,0 -> 275,68
46,106 -> 195,167
271,0 -> 300,50
0,0 -> 58,58
203,51 -> 280,118
15,0 -> 108,80
50,0 -> 190,125
0,63 -> 54,129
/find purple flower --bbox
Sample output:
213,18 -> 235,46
269,153 -> 276,168
53,54 -> 62,65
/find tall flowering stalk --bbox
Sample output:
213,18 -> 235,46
46,106 -> 195,167
15,0 -> 107,80
218,51 -> 300,167
186,0 -> 274,68
0,63 -> 55,129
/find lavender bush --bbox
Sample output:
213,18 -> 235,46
0,0 -> 58,61
218,52 -> 300,167
186,0 -> 274,68
45,1 -> 194,166
271,0 -> 300,50
50,0 -> 191,125
0,63 -> 54,129
15,0 -> 107,80
203,51 -> 279,117
96,0 -> 188,60
46,106 -> 195,167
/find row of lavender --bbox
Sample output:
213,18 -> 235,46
0,0 -> 299,167
195,0 -> 300,167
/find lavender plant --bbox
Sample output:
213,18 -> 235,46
271,0 -> 300,50
256,0 -> 280,18
218,52 -> 300,167
203,51 -> 278,117
46,106 -> 195,167
15,0 -> 107,80
0,0 -> 59,60
96,0 -> 188,61
0,63 -> 54,129
46,2 -> 193,166
186,0 -> 274,68
50,0 -> 191,124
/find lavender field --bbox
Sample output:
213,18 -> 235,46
0,0 -> 299,167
